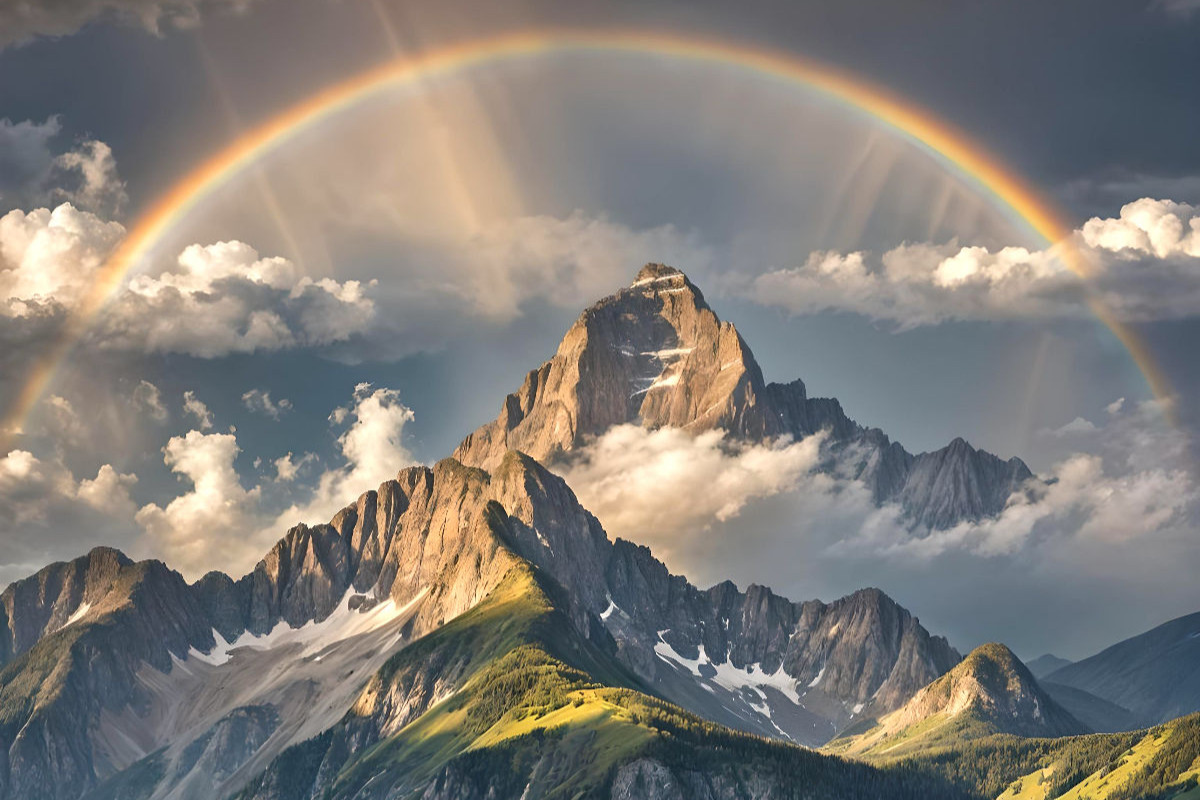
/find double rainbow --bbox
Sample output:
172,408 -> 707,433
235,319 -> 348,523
1,29 -> 1172,441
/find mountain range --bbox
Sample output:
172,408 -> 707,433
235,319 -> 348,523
0,264 -> 1195,800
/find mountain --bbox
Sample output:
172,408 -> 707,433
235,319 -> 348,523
0,263 -> 1062,799
1039,681 -> 1141,733
232,563 -> 968,800
826,643 -> 1087,760
0,452 -> 959,799
1045,610 -> 1200,726
1026,653 -> 1072,679
455,263 -> 1032,529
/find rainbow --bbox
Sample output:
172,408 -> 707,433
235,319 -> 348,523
0,29 -> 1174,442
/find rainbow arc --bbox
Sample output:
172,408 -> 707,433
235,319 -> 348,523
0,29 -> 1173,442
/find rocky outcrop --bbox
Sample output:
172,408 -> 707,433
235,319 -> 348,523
885,643 -> 1083,738
455,264 -> 1032,529
0,556 -> 220,800
0,547 -> 134,666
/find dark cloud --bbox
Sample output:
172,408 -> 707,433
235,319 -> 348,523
0,0 -> 262,50
0,117 -> 126,215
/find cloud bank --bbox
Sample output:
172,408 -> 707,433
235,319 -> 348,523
742,198 -> 1200,326
554,425 -> 825,563
0,208 -> 378,357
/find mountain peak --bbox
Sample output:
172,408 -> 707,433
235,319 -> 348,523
829,642 -> 1086,758
631,262 -> 686,285
454,264 -> 777,471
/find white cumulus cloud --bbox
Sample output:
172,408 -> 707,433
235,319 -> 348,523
0,207 -> 378,357
741,197 -> 1200,326
0,203 -> 125,312
135,430 -> 262,576
242,388 -> 292,419
0,448 -> 139,582
98,240 -> 376,356
0,118 -> 126,216
182,390 -> 214,430
554,425 -> 825,563
268,383 -> 416,529
128,383 -> 415,578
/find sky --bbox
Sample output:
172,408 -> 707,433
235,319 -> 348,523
1,0 -> 1199,661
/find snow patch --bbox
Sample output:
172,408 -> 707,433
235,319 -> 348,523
641,348 -> 693,359
808,664 -> 826,688
653,633 -> 802,705
189,588 -> 427,666
852,702 -> 865,715
631,372 -> 681,397
600,594 -> 620,621
631,274 -> 683,288
59,602 -> 93,630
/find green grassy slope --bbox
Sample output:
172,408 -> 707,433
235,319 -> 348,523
233,563 -> 973,800
894,714 -> 1200,800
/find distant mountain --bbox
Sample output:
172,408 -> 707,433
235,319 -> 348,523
1039,681 -> 1141,733
455,264 -> 1033,529
826,643 -> 1087,760
1046,610 -> 1200,726
1026,653 -> 1072,679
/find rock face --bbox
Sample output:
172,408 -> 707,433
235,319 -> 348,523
0,547 -> 134,666
0,552 -> 222,800
1045,610 -> 1200,726
828,643 -> 1087,758
455,264 -> 1032,529
601,543 -> 959,743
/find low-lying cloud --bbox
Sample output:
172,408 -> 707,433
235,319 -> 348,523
554,425 -> 825,563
